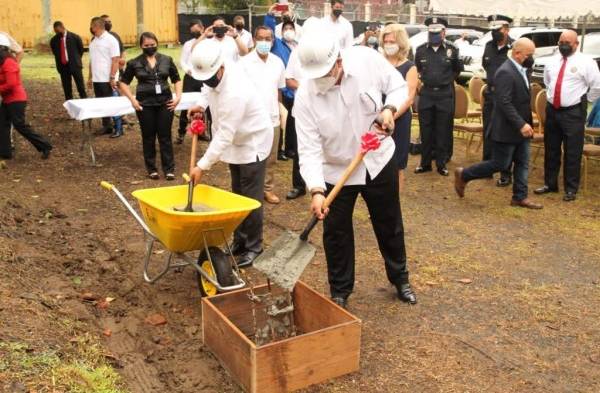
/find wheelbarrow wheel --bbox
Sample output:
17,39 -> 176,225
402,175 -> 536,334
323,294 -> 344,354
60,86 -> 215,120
196,247 -> 234,297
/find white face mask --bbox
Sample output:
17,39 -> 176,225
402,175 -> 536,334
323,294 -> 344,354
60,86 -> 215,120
314,65 -> 340,94
383,44 -> 400,56
283,30 -> 295,42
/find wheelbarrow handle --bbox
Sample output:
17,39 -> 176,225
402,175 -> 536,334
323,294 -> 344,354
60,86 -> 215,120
99,180 -> 154,236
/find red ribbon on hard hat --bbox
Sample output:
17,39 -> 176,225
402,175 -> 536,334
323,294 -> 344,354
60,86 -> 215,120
188,118 -> 206,136
360,131 -> 381,154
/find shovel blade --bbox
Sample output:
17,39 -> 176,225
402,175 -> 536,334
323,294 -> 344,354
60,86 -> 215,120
253,230 -> 316,291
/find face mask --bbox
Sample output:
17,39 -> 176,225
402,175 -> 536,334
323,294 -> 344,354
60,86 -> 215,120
522,55 -> 534,69
105,22 -> 112,32
255,40 -> 272,55
428,32 -> 442,46
203,70 -> 221,88
491,30 -> 504,43
235,23 -> 244,31
367,36 -> 378,47
333,9 -> 343,18
283,30 -> 296,42
383,44 -> 400,56
142,46 -> 157,56
558,43 -> 573,57
191,31 -> 201,39
214,26 -> 227,38
314,65 -> 339,94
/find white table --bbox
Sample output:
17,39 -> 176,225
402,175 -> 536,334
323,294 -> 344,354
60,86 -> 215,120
63,92 -> 202,165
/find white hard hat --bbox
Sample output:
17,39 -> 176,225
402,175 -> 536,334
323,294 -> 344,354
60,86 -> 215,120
0,34 -> 10,48
297,30 -> 340,79
190,39 -> 224,81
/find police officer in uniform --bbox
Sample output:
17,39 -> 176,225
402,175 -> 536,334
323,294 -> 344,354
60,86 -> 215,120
483,14 -> 514,186
415,17 -> 463,176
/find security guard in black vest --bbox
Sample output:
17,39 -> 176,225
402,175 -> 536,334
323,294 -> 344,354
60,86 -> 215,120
415,17 -> 463,176
483,14 -> 514,186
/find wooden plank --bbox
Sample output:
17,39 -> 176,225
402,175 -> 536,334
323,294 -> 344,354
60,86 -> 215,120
202,297 -> 254,392
209,284 -> 271,337
254,321 -> 361,393
293,280 -> 358,334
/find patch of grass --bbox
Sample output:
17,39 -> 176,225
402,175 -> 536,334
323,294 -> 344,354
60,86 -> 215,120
515,281 -> 563,323
0,335 -> 126,392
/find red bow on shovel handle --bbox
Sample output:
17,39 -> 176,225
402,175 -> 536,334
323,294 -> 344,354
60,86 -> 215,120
188,118 -> 206,136
300,130 -> 384,241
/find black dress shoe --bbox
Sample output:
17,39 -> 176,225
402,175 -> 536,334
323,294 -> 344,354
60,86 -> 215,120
41,149 -> 51,160
396,283 -> 417,305
286,188 -> 306,200
437,166 -> 449,176
534,185 -> 558,195
563,192 -> 576,202
331,296 -> 348,309
236,250 -> 263,268
277,152 -> 289,161
496,177 -> 512,187
228,242 -> 246,256
199,134 -> 211,142
414,166 -> 432,174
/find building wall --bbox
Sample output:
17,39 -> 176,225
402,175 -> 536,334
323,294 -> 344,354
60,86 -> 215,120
0,0 -> 179,48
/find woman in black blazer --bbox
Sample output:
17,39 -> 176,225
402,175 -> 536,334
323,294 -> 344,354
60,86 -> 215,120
119,32 -> 182,180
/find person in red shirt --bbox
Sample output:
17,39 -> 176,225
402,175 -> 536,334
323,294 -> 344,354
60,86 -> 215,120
0,35 -> 52,159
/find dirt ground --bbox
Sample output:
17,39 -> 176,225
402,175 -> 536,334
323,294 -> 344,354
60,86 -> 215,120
1,80 -> 600,393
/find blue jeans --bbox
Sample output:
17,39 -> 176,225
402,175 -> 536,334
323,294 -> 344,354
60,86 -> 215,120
111,89 -> 123,132
462,139 -> 531,201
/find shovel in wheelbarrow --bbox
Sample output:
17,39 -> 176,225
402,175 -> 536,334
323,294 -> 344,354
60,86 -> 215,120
253,128 -> 386,291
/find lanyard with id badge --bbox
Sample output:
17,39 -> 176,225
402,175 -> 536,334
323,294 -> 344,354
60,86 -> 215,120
154,69 -> 162,95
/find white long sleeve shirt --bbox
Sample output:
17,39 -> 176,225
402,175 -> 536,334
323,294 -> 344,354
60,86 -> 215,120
240,50 -> 286,127
321,15 -> 354,49
293,46 -> 408,191
180,38 -> 195,75
195,62 -> 273,170
544,51 -> 600,106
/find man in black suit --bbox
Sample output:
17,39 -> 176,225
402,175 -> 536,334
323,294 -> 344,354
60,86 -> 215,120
454,38 -> 543,209
50,21 -> 87,100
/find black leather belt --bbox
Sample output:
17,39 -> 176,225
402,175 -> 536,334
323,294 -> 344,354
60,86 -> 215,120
422,84 -> 451,91
547,102 -> 582,111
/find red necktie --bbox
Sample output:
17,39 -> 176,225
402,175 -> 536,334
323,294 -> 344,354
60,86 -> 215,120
552,57 -> 567,109
59,35 -> 67,65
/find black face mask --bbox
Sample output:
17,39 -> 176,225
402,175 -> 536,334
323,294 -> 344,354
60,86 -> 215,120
234,23 -> 244,31
143,46 -> 158,56
214,26 -> 227,38
203,71 -> 221,88
105,22 -> 112,32
191,31 -> 202,39
558,43 -> 573,57
522,55 -> 534,69
491,30 -> 504,43
333,9 -> 343,18
428,32 -> 443,46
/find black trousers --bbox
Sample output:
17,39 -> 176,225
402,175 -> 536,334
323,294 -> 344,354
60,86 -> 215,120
136,105 -> 175,174
230,159 -> 267,253
58,65 -> 87,100
544,103 -> 586,193
178,74 -> 203,136
418,92 -> 454,168
93,82 -> 114,130
483,89 -> 512,180
282,95 -> 305,189
0,102 -> 52,156
323,158 -> 409,299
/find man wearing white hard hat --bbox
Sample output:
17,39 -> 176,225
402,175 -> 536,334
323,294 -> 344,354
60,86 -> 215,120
188,39 -> 273,268
293,29 -> 417,308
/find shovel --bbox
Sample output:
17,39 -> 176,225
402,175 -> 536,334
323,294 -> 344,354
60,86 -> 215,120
254,129 -> 385,291
174,174 -> 195,212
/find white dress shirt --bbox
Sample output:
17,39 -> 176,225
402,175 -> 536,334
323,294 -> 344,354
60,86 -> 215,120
293,46 -> 408,191
285,49 -> 304,81
180,38 -> 195,75
211,36 -> 241,63
238,29 -> 254,49
544,51 -> 600,106
275,22 -> 303,41
510,58 -> 529,88
195,62 -> 273,170
89,31 -> 120,82
240,50 -> 286,127
321,15 -> 354,49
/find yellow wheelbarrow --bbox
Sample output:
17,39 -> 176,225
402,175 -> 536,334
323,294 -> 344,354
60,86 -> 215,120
100,181 -> 261,296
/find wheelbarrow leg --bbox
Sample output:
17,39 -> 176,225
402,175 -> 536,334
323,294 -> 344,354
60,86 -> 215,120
143,237 -> 173,283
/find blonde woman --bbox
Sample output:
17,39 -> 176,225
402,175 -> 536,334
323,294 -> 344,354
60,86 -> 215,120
380,24 -> 417,190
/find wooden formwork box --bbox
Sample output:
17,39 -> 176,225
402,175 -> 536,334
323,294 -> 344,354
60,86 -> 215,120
201,281 -> 361,393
